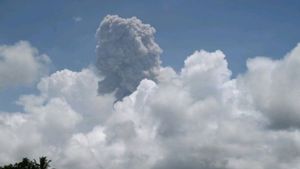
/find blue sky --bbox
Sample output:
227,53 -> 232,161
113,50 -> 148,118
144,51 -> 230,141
1,0 -> 300,111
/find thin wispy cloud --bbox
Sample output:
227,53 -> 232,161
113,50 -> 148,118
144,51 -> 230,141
73,16 -> 82,22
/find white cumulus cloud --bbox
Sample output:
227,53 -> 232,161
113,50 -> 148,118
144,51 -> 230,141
238,43 -> 300,130
0,41 -> 50,89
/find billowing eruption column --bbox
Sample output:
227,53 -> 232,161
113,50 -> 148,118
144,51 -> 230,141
96,15 -> 162,100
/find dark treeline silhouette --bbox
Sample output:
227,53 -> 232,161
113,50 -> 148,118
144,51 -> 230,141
0,157 -> 53,169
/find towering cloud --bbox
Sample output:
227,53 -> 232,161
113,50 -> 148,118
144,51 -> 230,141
1,15 -> 300,169
95,15 -> 162,100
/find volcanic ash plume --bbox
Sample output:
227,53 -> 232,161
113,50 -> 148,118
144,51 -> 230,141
95,15 -> 162,100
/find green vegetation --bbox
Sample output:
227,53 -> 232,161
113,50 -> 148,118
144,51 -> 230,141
0,157 -> 53,169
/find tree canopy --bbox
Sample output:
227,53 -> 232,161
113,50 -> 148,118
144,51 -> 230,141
0,157 -> 53,169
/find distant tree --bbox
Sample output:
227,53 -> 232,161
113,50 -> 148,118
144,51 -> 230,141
38,157 -> 51,169
0,157 -> 53,169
